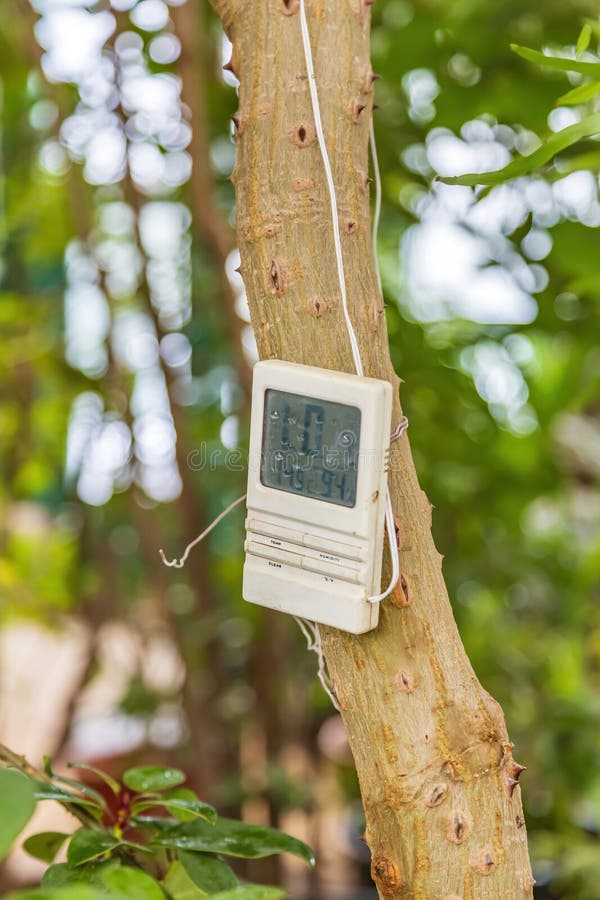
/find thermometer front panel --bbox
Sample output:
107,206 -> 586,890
243,360 -> 392,634
260,389 -> 361,508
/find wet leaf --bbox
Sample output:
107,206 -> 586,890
132,789 -> 216,824
151,818 -> 314,867
66,829 -> 120,867
41,860 -> 120,888
180,850 -> 238,891
122,766 -> 186,793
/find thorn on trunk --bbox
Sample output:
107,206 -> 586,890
363,69 -> 381,92
509,760 -> 526,780
352,102 -> 367,122
505,759 -> 525,796
506,776 -> 519,798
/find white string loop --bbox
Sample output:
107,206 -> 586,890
294,617 -> 341,711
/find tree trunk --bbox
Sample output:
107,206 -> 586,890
208,1 -> 534,896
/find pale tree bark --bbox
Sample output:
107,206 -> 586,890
208,1 -> 534,897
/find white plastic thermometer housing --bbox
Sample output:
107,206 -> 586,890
243,360 -> 392,634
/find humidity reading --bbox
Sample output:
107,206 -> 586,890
260,389 -> 361,508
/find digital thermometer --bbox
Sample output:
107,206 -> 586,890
243,360 -> 392,634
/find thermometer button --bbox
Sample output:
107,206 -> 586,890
301,532 -> 366,562
246,518 -> 304,548
246,540 -> 303,570
300,555 -> 364,585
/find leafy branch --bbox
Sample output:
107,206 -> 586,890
0,750 -> 314,899
438,25 -> 600,188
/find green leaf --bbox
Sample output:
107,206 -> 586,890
102,867 -> 165,900
67,829 -> 120,867
553,149 -> 600,176
556,80 -> 600,105
5,888 -> 112,900
583,17 -> 600,39
212,889 -> 286,900
33,784 -> 104,820
576,23 -> 593,58
23,832 -> 69,863
151,818 -> 314,867
131,816 -> 176,833
122,766 -> 186,793
132,789 -> 216,824
162,862 -> 207,900
51,775 -> 106,809
438,113 -> 600,186
511,44 -> 600,77
42,860 -> 120,888
180,851 -> 238,891
67,762 -> 121,796
0,769 -> 37,860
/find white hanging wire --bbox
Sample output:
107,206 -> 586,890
160,493 -> 247,568
159,2 -> 407,711
298,0 -> 399,606
294,616 -> 341,711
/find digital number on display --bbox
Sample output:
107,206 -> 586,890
260,389 -> 361,508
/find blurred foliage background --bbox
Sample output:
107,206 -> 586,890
1,0 -> 600,896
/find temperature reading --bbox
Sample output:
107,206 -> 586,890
260,389 -> 361,507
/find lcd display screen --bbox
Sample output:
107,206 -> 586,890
260,389 -> 361,507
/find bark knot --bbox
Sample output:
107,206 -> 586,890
394,669 -> 414,693
425,782 -> 448,808
446,809 -> 473,845
279,0 -> 299,13
289,122 -> 316,148
471,848 -> 496,876
269,258 -> 288,295
370,856 -> 402,894
293,177 -> 314,191
307,297 -> 328,318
